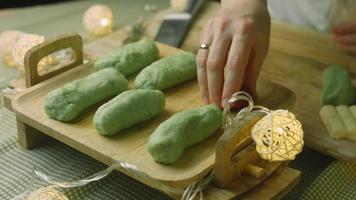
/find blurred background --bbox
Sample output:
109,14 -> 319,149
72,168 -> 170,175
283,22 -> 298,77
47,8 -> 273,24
0,0 -> 169,88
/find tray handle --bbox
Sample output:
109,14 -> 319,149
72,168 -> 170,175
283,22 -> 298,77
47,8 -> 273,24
24,33 -> 83,87
214,112 -> 266,188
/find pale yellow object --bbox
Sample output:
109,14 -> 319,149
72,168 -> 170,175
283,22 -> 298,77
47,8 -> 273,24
336,106 -> 356,139
83,4 -> 114,37
251,110 -> 304,161
320,105 -> 348,139
319,105 -> 356,140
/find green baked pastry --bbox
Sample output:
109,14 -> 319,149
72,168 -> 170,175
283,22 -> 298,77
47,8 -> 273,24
94,89 -> 165,136
322,65 -> 355,106
44,68 -> 128,122
147,105 -> 222,164
95,39 -> 159,76
134,52 -> 197,90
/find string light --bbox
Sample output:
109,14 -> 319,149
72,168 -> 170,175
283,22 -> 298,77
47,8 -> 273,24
83,4 -> 114,37
223,91 -> 304,162
12,33 -> 45,72
26,186 -> 67,200
251,110 -> 304,161
0,30 -> 23,66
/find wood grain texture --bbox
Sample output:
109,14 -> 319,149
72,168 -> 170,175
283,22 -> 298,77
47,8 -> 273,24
16,118 -> 48,149
204,163 -> 300,200
215,112 -> 265,187
12,41 -> 295,190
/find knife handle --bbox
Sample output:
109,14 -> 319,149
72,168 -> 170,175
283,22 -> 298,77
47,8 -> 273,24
184,0 -> 205,17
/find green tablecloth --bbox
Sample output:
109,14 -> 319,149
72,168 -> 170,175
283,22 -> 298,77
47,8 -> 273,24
0,109 -> 170,200
1,1 -> 356,199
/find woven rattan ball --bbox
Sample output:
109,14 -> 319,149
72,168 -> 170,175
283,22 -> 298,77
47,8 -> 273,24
0,30 -> 23,66
26,186 -> 68,200
83,4 -> 114,37
12,33 -> 45,71
251,110 -> 304,161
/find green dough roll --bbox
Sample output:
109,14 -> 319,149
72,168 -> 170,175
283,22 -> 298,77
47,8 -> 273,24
44,68 -> 128,122
322,65 -> 355,106
134,52 -> 197,90
94,89 -> 165,136
95,39 -> 159,76
147,105 -> 222,164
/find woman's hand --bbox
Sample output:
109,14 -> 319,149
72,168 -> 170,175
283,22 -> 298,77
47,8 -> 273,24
332,21 -> 356,57
196,0 -> 270,107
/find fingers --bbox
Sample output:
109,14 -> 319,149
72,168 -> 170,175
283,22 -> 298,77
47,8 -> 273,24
197,14 -> 267,107
332,21 -> 356,35
197,50 -> 209,104
196,20 -> 213,104
242,50 -> 265,100
206,33 -> 231,107
221,31 -> 252,105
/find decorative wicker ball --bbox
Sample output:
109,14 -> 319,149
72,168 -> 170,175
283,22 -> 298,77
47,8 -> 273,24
26,186 -> 68,200
251,110 -> 304,161
83,4 -> 114,37
12,33 -> 45,72
0,30 -> 23,66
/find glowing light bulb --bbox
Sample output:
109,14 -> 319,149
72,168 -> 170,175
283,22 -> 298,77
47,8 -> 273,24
0,30 -> 23,66
12,33 -> 45,72
251,110 -> 304,161
26,186 -> 68,200
83,4 -> 114,37
100,18 -> 109,26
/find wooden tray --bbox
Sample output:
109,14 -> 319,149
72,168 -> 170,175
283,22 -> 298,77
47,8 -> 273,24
11,34 -> 299,199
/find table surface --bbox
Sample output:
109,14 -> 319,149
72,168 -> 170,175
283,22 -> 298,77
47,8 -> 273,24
1,0 -> 356,200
